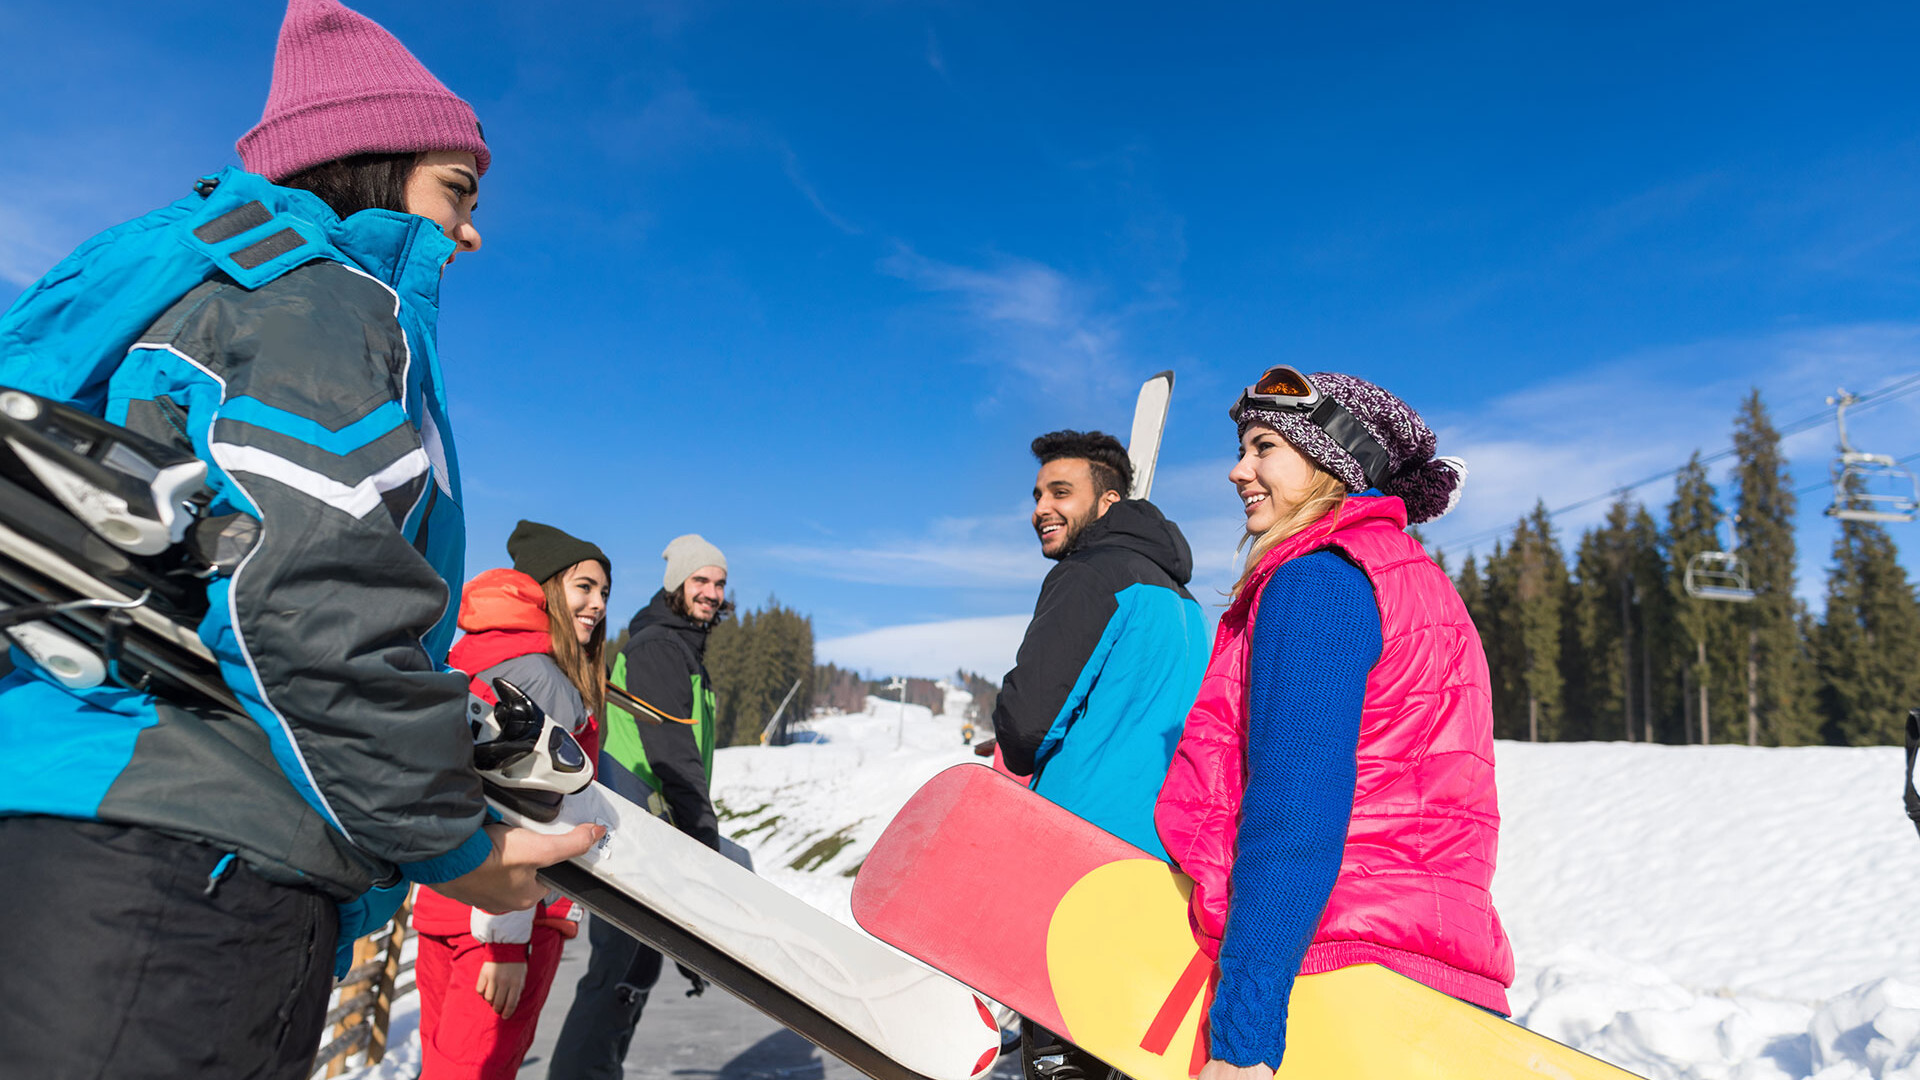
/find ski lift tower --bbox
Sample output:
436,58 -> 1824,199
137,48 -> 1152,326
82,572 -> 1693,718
1825,389 -> 1919,524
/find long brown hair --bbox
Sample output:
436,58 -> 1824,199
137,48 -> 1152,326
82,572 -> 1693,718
542,569 -> 606,717
1231,465 -> 1349,601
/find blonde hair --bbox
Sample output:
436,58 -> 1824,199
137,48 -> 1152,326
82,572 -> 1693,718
542,569 -> 607,718
1231,467 -> 1349,600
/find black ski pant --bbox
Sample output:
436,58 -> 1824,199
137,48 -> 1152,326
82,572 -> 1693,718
545,913 -> 665,1080
0,815 -> 338,1080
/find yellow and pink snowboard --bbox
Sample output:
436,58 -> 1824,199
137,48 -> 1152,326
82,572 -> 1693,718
851,764 -> 1644,1080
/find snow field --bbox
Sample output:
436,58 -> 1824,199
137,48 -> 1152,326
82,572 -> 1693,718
715,699 -> 1920,1080
712,693 -> 986,921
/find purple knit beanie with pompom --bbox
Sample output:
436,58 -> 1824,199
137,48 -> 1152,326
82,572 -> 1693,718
1236,371 -> 1467,524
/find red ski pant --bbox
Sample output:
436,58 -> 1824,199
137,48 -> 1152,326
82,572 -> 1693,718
417,927 -> 566,1080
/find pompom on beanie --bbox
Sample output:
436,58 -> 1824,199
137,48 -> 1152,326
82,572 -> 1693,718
238,0 -> 490,182
507,520 -> 609,587
663,535 -> 727,593
1236,371 -> 1468,525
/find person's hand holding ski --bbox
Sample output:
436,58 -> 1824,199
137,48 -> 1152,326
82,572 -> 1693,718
436,821 -> 604,914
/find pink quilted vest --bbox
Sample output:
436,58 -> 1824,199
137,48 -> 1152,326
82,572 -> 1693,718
1154,495 -> 1512,1014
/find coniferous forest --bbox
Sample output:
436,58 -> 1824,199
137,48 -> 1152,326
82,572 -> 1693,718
1446,390 -> 1920,746
704,597 -> 816,747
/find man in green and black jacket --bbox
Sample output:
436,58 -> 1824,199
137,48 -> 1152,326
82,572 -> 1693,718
547,535 -> 730,1080
600,536 -> 728,851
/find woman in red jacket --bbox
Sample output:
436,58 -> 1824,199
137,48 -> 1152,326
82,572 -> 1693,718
1156,367 -> 1510,1080
413,521 -> 612,1080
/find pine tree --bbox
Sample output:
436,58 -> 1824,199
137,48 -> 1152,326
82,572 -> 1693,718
1516,503 -> 1570,741
1476,539 -> 1528,740
707,597 -> 816,746
1563,528 -> 1604,742
1627,504 -> 1677,742
1454,554 -> 1487,637
812,663 -> 868,714
704,606 -> 754,746
1817,515 -> 1920,745
1731,391 -> 1819,745
956,670 -> 1001,726
1667,454 -> 1741,744
1566,501 -> 1641,742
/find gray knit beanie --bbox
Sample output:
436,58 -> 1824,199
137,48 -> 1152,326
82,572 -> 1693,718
1236,371 -> 1467,524
662,534 -> 727,592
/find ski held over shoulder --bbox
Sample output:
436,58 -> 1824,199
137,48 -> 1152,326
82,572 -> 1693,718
1127,370 -> 1173,500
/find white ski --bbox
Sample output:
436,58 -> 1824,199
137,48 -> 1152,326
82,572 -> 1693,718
0,526 -> 1003,1080
1127,370 -> 1174,500
493,783 -> 1004,1080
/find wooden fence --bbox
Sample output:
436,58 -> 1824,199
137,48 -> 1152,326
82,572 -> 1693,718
312,892 -> 415,1078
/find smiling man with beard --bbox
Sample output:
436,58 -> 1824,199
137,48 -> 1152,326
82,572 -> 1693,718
993,431 -> 1210,859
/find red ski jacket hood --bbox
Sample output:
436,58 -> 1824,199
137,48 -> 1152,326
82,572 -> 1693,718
458,568 -> 550,634
1155,495 -> 1513,1014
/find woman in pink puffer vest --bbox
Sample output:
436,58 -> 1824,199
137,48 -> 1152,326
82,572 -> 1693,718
1155,366 -> 1512,1080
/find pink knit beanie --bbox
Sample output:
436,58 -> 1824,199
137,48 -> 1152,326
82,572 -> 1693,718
238,0 -> 490,182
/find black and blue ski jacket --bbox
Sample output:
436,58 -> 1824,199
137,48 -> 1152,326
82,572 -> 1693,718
992,500 -> 1210,858
0,169 -> 487,917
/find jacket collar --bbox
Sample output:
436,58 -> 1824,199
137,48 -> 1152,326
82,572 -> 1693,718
1062,499 -> 1196,585
628,589 -> 714,657
1235,494 -> 1408,617
220,167 -> 457,316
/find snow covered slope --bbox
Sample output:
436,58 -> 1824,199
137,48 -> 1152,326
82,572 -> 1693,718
714,699 -> 1920,1080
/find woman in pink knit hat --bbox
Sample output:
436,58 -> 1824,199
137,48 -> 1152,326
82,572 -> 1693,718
0,2 -> 601,1077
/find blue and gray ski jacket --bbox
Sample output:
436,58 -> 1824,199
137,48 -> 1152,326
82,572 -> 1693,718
0,169 -> 490,907
992,500 -> 1210,858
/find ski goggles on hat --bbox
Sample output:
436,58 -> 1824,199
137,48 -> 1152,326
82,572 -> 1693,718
1231,365 -> 1395,489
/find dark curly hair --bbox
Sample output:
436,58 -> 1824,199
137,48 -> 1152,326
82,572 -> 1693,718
1031,430 -> 1132,499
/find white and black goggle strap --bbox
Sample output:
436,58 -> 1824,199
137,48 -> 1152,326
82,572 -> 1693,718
1232,380 -> 1394,490
1308,398 -> 1394,490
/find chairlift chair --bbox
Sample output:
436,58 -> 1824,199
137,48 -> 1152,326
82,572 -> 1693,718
1827,451 -> 1919,524
1683,551 -> 1754,603
1825,389 -> 1919,524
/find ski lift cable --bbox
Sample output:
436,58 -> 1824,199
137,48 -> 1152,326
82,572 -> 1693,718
1427,371 -> 1920,554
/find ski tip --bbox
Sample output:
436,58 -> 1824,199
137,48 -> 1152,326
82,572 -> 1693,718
1147,369 -> 1174,386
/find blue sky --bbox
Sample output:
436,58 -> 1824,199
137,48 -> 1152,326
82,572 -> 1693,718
5,1 -> 1919,677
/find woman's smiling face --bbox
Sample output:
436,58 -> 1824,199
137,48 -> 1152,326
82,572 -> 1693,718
559,560 -> 609,645
1229,423 -> 1319,535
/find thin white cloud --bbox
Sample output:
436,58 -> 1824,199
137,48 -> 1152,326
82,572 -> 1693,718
817,614 -> 1030,680
761,512 -> 1045,589
879,246 -> 1127,393
925,27 -> 949,80
779,145 -> 862,235
0,200 -> 84,287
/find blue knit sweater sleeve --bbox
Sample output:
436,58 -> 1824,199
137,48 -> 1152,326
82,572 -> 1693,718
1208,549 -> 1382,1069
